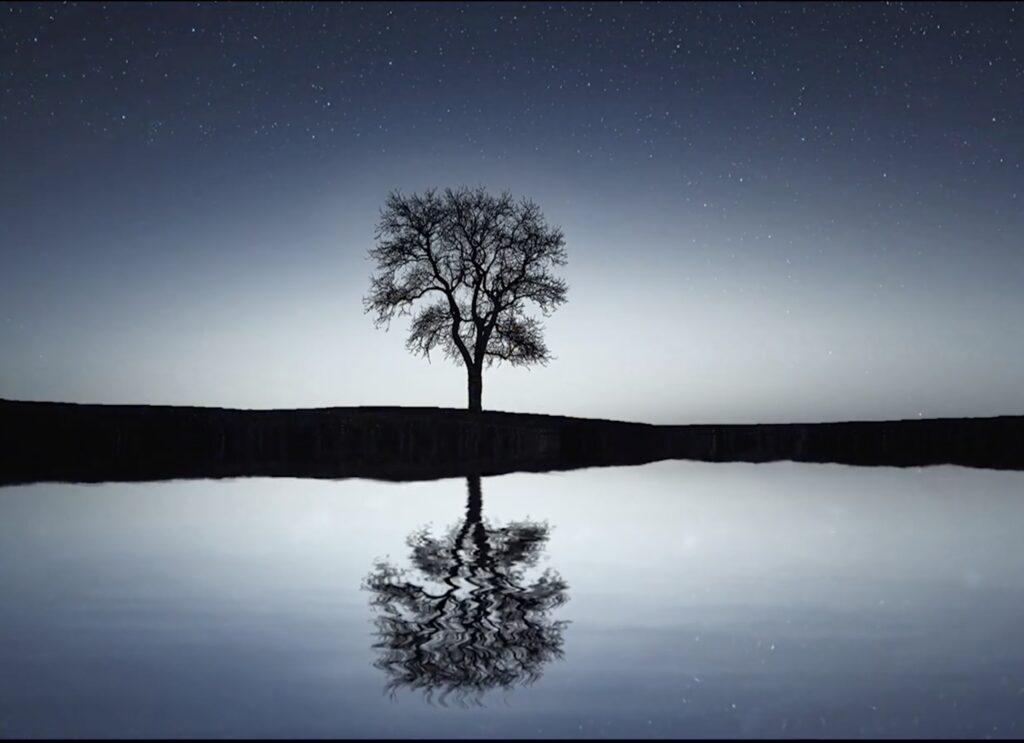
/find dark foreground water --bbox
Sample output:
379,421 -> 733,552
1,461 -> 1023,739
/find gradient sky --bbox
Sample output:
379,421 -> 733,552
1,1 -> 1022,424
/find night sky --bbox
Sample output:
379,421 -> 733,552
1,1 -> 1022,424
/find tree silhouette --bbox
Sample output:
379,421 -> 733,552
362,476 -> 570,705
365,187 -> 569,411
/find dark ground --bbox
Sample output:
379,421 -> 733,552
1,399 -> 1022,485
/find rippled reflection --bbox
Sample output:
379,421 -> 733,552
363,475 -> 570,704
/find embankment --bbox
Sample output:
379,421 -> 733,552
1,399 -> 1021,485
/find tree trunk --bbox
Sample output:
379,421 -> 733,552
467,367 -> 483,412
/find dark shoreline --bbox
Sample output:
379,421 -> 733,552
1,399 -> 1022,485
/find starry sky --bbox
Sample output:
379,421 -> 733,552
1,1 -> 1022,424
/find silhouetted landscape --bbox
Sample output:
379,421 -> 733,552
3,398 -> 1022,487
4,1 -> 1024,739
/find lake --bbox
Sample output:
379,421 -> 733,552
1,461 -> 1023,738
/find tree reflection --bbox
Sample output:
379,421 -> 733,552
363,475 -> 570,704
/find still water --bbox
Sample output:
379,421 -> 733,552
1,461 -> 1023,738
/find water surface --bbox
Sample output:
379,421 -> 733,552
1,461 -> 1023,738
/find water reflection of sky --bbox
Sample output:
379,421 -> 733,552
1,461 -> 1023,738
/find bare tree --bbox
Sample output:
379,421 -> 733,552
363,476 -> 569,705
365,187 -> 569,412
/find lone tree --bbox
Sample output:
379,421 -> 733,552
365,187 -> 568,412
